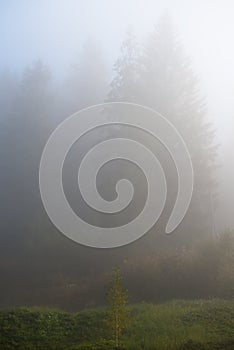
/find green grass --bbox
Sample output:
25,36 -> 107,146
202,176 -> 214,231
124,300 -> 234,349
0,299 -> 234,349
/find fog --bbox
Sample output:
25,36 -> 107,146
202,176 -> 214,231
1,0 -> 233,228
0,0 -> 234,309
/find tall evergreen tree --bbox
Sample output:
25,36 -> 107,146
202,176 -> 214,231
1,60 -> 53,240
108,15 -> 217,243
108,30 -> 140,102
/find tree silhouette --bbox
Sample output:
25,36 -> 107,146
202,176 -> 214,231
109,14 -> 218,244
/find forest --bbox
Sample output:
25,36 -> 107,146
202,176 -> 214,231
0,2 -> 234,349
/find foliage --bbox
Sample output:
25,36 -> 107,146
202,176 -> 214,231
0,300 -> 234,349
121,231 -> 234,301
106,268 -> 129,348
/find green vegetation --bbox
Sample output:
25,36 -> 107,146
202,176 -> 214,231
0,300 -> 234,350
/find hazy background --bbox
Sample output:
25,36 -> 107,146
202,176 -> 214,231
1,0 -> 233,228
0,0 -> 234,310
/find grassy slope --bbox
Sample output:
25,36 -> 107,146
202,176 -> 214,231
0,299 -> 234,349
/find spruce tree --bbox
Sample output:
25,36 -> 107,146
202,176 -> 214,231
108,15 -> 217,244
108,30 -> 140,102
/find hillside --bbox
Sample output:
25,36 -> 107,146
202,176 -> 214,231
0,299 -> 234,349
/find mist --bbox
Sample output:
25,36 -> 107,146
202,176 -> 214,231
0,0 -> 234,322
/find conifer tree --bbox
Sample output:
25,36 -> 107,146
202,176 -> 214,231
106,268 -> 129,349
108,15 -> 217,243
